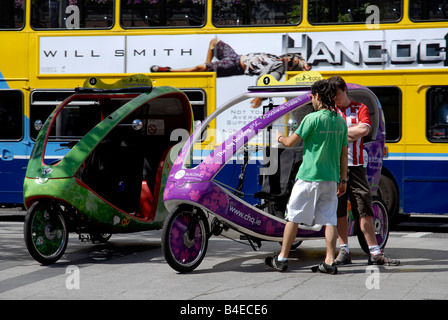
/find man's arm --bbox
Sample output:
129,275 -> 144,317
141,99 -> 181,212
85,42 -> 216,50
276,131 -> 302,147
337,145 -> 348,197
347,123 -> 370,142
348,105 -> 371,142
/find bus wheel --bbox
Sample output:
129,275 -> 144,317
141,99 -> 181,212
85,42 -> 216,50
356,197 -> 389,255
24,201 -> 68,265
162,207 -> 209,273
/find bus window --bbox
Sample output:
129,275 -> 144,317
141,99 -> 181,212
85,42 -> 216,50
212,0 -> 301,26
0,90 -> 23,140
308,0 -> 402,24
182,89 -> 206,119
427,87 -> 448,141
31,0 -> 113,29
369,86 -> 402,142
30,91 -> 74,140
30,89 -> 206,140
410,0 -> 448,21
31,90 -> 118,141
0,0 -> 25,29
120,0 -> 206,28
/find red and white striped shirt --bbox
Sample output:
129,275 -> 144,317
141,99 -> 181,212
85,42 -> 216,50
336,101 -> 371,166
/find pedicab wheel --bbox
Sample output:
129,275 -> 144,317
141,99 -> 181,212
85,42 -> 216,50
291,241 -> 303,249
24,201 -> 68,265
90,232 -> 112,243
279,240 -> 302,249
356,197 -> 389,255
162,207 -> 209,273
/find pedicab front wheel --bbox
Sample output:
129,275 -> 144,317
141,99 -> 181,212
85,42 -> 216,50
24,200 -> 68,265
356,197 -> 389,255
162,207 -> 209,273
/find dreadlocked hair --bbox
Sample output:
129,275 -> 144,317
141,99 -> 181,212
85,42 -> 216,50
311,79 -> 337,112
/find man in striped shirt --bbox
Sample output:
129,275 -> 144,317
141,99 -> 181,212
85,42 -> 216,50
329,76 -> 400,266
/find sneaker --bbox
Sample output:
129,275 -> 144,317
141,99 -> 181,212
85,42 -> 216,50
311,261 -> 338,274
368,250 -> 400,266
150,65 -> 171,72
334,248 -> 352,265
265,255 -> 288,271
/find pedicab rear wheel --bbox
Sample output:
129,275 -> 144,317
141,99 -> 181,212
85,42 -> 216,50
356,197 -> 389,255
162,206 -> 209,273
90,232 -> 112,243
24,200 -> 68,265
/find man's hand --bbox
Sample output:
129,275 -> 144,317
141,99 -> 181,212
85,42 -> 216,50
337,182 -> 346,197
276,131 -> 282,143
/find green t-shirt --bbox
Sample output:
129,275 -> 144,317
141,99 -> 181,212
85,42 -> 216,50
295,109 -> 348,182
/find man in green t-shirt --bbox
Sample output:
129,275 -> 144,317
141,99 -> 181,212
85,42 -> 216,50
266,79 -> 348,274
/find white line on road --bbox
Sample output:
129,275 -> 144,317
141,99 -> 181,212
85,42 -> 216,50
403,232 -> 433,238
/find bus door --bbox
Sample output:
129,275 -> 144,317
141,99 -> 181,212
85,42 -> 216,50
29,90 -> 78,165
402,86 -> 448,214
0,89 -> 28,206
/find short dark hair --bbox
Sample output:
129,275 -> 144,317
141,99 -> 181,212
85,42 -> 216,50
328,75 -> 347,91
311,79 -> 337,111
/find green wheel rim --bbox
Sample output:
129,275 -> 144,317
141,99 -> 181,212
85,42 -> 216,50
30,206 -> 67,259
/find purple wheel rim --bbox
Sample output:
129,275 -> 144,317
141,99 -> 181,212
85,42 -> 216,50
168,213 -> 206,267
372,200 -> 388,247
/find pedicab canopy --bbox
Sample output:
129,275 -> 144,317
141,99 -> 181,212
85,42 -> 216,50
164,71 -> 384,225
24,74 -> 193,218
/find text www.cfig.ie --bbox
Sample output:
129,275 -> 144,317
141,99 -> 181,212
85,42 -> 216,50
229,206 -> 261,226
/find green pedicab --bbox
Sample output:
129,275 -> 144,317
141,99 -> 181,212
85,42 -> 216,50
23,75 -> 193,264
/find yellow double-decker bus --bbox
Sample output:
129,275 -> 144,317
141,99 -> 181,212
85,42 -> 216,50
1,0 -> 448,219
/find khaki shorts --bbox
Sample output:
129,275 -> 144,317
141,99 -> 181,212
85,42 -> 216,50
337,166 -> 374,219
285,179 -> 338,226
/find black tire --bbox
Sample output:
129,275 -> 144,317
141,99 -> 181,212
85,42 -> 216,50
291,241 -> 303,249
162,207 -> 209,273
90,233 -> 112,243
378,173 -> 399,222
356,197 -> 389,255
24,201 -> 68,264
279,240 -> 302,249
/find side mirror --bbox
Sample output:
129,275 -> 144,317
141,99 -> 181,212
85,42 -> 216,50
132,119 -> 143,131
287,119 -> 298,131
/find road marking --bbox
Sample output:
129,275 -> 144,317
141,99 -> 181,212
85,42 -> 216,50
403,232 -> 433,238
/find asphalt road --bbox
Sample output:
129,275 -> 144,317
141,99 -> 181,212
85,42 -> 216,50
1,208 -> 447,304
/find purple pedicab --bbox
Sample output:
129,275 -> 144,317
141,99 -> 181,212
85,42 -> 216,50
162,72 -> 389,272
